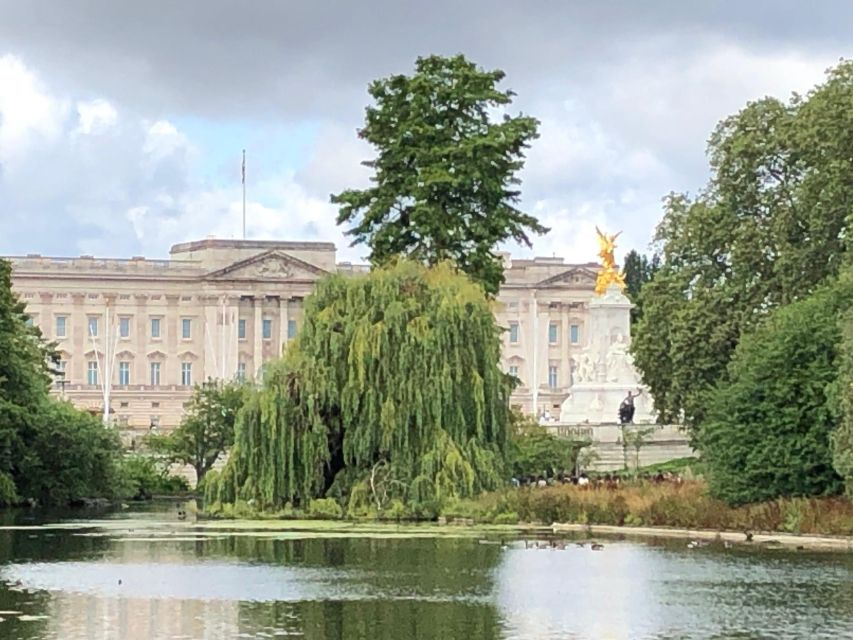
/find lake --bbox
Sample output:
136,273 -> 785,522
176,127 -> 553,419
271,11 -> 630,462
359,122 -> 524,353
0,504 -> 852,639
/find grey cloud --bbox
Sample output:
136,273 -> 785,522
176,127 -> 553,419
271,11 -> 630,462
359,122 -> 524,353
1,1 -> 850,120
2,0 -> 852,261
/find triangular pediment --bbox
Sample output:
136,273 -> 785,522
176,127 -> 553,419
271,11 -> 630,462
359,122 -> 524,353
205,249 -> 327,281
538,266 -> 599,287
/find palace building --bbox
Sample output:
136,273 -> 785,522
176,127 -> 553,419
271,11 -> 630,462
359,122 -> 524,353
7,238 -> 606,443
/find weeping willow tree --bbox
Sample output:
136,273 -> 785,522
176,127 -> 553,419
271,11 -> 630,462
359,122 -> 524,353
206,260 -> 511,515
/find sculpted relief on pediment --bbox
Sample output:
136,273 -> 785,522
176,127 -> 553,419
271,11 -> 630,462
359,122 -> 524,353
209,250 -> 326,281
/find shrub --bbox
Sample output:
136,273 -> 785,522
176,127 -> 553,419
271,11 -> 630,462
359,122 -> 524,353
118,455 -> 190,500
493,511 -> 519,525
700,284 -> 848,505
307,498 -> 343,520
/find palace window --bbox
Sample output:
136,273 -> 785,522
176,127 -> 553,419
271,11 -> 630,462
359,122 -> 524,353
262,318 -> 272,340
88,317 -> 98,337
55,316 -> 67,338
238,319 -> 247,340
150,362 -> 161,386
87,361 -> 98,386
150,317 -> 161,338
236,362 -> 246,382
548,363 -> 559,389
570,324 -> 580,344
509,365 -> 519,379
509,322 -> 519,343
181,362 -> 193,386
287,319 -> 297,339
181,318 -> 192,339
119,317 -> 130,338
548,322 -> 558,344
118,361 -> 130,386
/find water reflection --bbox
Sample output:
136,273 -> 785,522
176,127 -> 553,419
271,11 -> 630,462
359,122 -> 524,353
0,510 -> 852,639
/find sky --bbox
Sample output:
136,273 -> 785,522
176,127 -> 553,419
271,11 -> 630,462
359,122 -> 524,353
1,1 -> 851,265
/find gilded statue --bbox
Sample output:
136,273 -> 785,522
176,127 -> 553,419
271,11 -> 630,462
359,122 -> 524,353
594,226 -> 627,295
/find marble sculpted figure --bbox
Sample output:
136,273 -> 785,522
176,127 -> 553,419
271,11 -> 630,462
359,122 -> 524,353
558,228 -> 656,425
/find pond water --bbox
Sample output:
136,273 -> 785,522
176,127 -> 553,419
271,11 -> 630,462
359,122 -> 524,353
0,504 -> 852,639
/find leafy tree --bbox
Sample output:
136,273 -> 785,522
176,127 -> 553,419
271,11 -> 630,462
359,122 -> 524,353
699,284 -> 848,505
332,54 -> 547,296
634,61 -> 853,430
622,249 -> 659,324
507,410 -> 588,479
0,258 -> 124,507
206,261 -> 512,514
116,455 -> 190,500
148,379 -> 246,486
15,401 -> 124,506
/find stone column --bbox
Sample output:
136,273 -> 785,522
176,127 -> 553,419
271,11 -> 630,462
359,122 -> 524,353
560,302 -> 570,389
202,297 -> 220,380
134,294 -> 148,386
279,297 -> 289,356
253,297 -> 263,378
71,292 -> 87,384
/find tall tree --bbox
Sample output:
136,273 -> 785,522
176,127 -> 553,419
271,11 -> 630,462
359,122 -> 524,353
206,261 -> 512,515
148,379 -> 246,486
700,283 -> 847,505
622,249 -> 659,324
0,259 -> 123,506
332,54 -> 547,296
633,61 -> 853,430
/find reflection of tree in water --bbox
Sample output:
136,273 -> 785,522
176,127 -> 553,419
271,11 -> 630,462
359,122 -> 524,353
201,536 -> 505,640
0,581 -> 51,639
239,600 -> 502,640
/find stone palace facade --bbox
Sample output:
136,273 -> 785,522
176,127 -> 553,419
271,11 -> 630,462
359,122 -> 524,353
7,238 -> 653,445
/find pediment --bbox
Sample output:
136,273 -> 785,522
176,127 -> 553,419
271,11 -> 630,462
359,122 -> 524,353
116,350 -> 135,360
538,266 -> 598,287
177,350 -> 199,361
147,350 -> 168,360
205,249 -> 327,282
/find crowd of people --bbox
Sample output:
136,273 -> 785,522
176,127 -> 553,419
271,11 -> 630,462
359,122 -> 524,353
512,470 -> 685,489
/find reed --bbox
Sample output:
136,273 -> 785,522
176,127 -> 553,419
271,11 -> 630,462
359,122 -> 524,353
449,481 -> 853,536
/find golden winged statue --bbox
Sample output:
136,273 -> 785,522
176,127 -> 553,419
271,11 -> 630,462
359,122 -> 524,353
594,226 -> 627,295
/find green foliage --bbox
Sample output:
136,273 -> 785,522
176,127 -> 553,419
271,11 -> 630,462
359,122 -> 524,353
623,426 -> 656,472
507,410 -> 587,479
634,61 -> 853,429
332,54 -> 547,296
622,249 -> 659,324
15,401 -> 125,506
831,270 -> 853,493
0,258 -> 126,506
699,284 -> 848,505
116,455 -> 190,500
207,261 -> 512,514
307,498 -> 344,520
0,471 -> 18,507
147,379 -> 246,485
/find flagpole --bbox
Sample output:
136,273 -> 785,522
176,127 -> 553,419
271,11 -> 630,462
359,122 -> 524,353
242,149 -> 246,240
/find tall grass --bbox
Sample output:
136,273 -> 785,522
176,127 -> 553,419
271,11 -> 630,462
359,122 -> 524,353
443,482 -> 853,536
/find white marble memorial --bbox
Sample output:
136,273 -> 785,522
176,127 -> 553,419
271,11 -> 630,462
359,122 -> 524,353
559,284 -> 656,424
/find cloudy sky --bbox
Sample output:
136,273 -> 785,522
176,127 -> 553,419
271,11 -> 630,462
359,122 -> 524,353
0,1 -> 850,264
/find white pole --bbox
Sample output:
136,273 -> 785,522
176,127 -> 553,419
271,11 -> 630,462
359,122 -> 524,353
242,149 -> 246,240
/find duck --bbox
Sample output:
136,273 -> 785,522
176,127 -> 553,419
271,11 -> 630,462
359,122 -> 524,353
591,543 -> 604,551
744,531 -> 754,542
